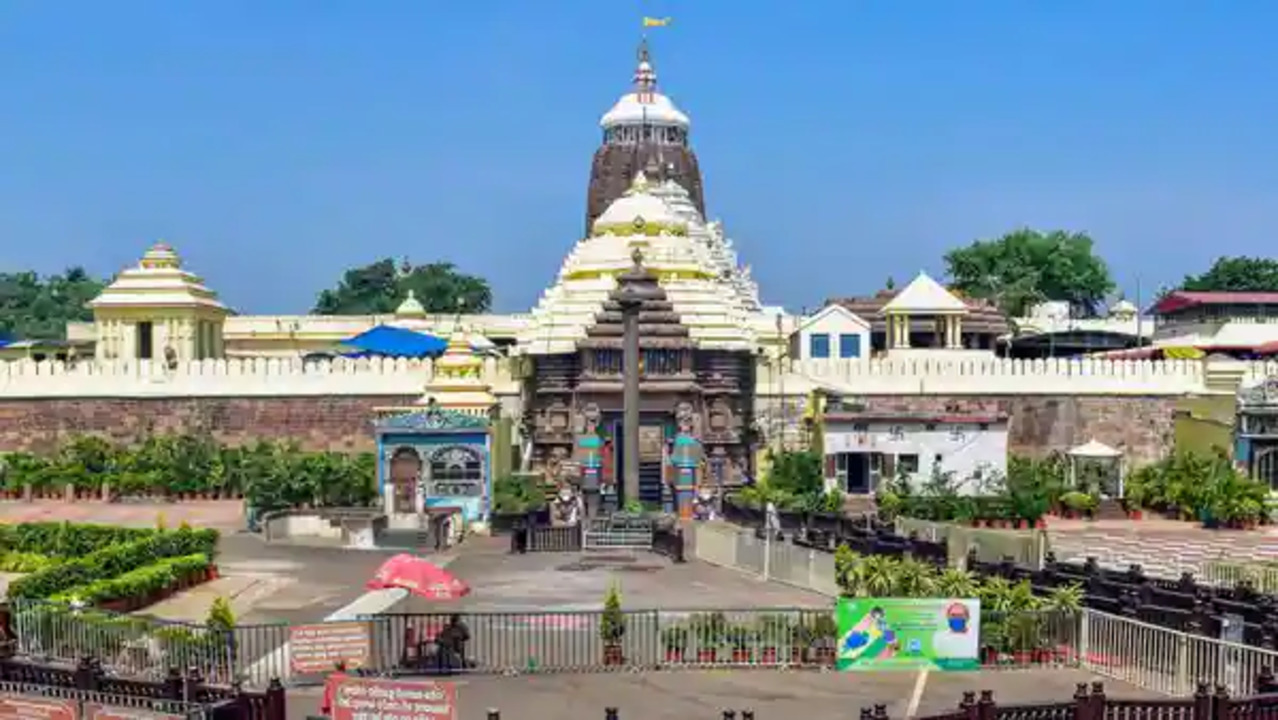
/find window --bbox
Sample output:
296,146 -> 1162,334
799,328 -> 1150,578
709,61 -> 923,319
809,333 -> 831,358
428,446 -> 484,498
838,333 -> 862,358
898,454 -> 919,474
136,322 -> 154,360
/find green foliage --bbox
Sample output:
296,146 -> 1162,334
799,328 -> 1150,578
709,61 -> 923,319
0,267 -> 106,340
1180,256 -> 1278,292
54,554 -> 212,605
312,258 -> 493,315
600,584 -> 625,643
491,474 -> 546,514
944,228 -> 1115,316
8,525 -> 219,600
206,596 -> 236,631
1059,491 -> 1097,512
0,434 -> 377,511
0,522 -> 152,557
735,450 -> 839,512
1125,449 -> 1268,525
882,454 -> 1066,524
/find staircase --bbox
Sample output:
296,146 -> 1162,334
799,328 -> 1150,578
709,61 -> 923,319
638,462 -> 664,507
1095,499 -> 1128,521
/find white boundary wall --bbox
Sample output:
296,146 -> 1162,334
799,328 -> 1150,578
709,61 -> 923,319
0,356 -> 1272,398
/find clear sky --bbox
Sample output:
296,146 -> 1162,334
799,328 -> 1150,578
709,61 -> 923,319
2,1 -> 1275,314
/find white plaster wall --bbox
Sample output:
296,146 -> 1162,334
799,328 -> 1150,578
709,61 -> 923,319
797,309 -> 870,361
825,421 -> 1009,494
0,355 -> 1271,399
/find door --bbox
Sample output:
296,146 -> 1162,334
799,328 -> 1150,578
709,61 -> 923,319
607,415 -> 673,507
837,453 -> 872,495
388,447 -> 423,514
1252,445 -> 1278,491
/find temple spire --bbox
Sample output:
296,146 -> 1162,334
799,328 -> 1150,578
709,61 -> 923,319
633,37 -> 657,103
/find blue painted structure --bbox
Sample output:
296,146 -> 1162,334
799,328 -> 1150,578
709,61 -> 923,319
343,325 -> 448,358
372,407 -> 492,525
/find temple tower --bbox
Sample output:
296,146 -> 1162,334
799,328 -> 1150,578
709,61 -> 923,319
585,38 -> 705,235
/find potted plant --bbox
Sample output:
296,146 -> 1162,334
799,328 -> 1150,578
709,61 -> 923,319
689,612 -> 725,664
1059,491 -> 1093,519
724,623 -> 755,663
599,584 -> 625,666
756,614 -> 791,665
805,614 -> 838,666
660,624 -> 689,663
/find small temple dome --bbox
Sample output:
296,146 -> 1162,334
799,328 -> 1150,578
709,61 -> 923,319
1109,299 -> 1138,318
591,172 -> 687,237
395,290 -> 427,319
90,241 -> 226,311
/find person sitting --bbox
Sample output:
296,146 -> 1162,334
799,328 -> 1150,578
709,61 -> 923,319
432,614 -> 470,673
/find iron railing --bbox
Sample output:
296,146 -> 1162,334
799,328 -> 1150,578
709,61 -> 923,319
0,678 -> 214,720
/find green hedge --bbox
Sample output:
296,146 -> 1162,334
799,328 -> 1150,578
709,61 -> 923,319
51,553 -> 212,605
0,433 -> 376,510
0,522 -> 153,557
7,526 -> 219,600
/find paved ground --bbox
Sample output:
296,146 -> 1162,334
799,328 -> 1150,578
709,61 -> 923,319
1045,517 -> 1278,579
284,668 -> 1159,720
388,536 -> 830,615
0,499 -> 244,529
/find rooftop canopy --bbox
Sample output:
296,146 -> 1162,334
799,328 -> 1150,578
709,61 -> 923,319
341,325 -> 447,358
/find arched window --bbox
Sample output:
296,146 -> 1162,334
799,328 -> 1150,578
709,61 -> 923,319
428,446 -> 484,498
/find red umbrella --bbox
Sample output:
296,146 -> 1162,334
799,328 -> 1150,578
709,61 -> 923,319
366,553 -> 470,600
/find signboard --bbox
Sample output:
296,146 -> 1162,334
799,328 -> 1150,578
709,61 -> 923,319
329,677 -> 456,720
82,705 -> 184,720
835,598 -> 980,671
0,695 -> 78,720
289,622 -> 372,674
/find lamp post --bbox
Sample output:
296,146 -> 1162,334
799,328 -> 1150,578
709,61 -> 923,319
611,248 -> 664,507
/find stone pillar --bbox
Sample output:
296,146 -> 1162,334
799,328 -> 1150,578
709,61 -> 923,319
952,316 -> 964,348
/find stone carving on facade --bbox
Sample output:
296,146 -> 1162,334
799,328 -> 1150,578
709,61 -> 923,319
675,401 -> 697,436
545,446 -> 570,483
1240,377 -> 1278,408
706,398 -> 735,439
582,403 -> 602,434
550,485 -> 584,526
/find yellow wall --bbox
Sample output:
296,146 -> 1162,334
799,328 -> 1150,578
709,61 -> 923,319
1173,395 -> 1236,457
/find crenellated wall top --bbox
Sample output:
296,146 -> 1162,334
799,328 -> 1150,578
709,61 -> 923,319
0,355 -> 1270,398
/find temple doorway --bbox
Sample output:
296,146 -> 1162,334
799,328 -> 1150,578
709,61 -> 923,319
604,414 -> 674,507
389,447 -> 423,514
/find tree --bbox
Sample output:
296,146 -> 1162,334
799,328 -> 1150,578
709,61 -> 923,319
312,259 -> 493,315
0,267 -> 106,340
1180,257 -> 1278,293
943,228 -> 1115,317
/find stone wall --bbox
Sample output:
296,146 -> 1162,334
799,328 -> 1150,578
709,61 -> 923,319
0,395 -> 418,453
0,392 -> 1177,463
858,395 -> 1177,465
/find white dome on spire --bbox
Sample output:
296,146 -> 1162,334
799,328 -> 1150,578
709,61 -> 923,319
600,41 -> 689,129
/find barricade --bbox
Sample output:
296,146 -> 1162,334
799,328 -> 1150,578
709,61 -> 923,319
582,515 -> 654,553
527,525 -> 583,553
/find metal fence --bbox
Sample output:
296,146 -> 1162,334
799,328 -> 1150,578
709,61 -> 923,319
527,525 -> 583,552
0,678 -> 214,720
692,522 -> 841,596
1195,560 -> 1278,593
582,516 -> 654,553
11,601 -> 237,684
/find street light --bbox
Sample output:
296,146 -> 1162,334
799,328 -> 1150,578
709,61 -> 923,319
611,247 -> 664,507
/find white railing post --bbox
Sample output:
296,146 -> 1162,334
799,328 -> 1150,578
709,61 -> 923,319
762,530 -> 772,581
1078,609 -> 1091,669
1175,633 -> 1190,696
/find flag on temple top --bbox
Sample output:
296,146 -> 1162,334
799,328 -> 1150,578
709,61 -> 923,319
643,16 -> 671,27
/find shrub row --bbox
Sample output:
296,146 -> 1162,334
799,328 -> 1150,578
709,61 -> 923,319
0,522 -> 154,557
7,526 -> 219,600
0,434 -> 376,510
52,553 -> 214,607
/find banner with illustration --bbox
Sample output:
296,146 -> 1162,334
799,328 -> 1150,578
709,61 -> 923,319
835,597 -> 980,671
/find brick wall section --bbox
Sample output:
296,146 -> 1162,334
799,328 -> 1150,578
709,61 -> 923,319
0,394 -> 1177,463
859,395 -> 1177,465
0,396 -> 419,453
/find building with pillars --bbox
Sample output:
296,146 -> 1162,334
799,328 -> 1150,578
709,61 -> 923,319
88,242 -> 229,363
881,272 -> 986,358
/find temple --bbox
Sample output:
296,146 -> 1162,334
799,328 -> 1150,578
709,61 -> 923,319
585,39 -> 705,235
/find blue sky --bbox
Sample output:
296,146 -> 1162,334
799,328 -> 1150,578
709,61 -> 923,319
1,1 -> 1275,314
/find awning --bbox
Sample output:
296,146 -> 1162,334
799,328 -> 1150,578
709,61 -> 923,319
340,325 -> 447,358
1067,439 -> 1122,459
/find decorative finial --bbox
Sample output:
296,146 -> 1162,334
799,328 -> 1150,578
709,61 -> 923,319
633,38 -> 657,102
629,170 -> 650,192
631,247 -> 645,268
